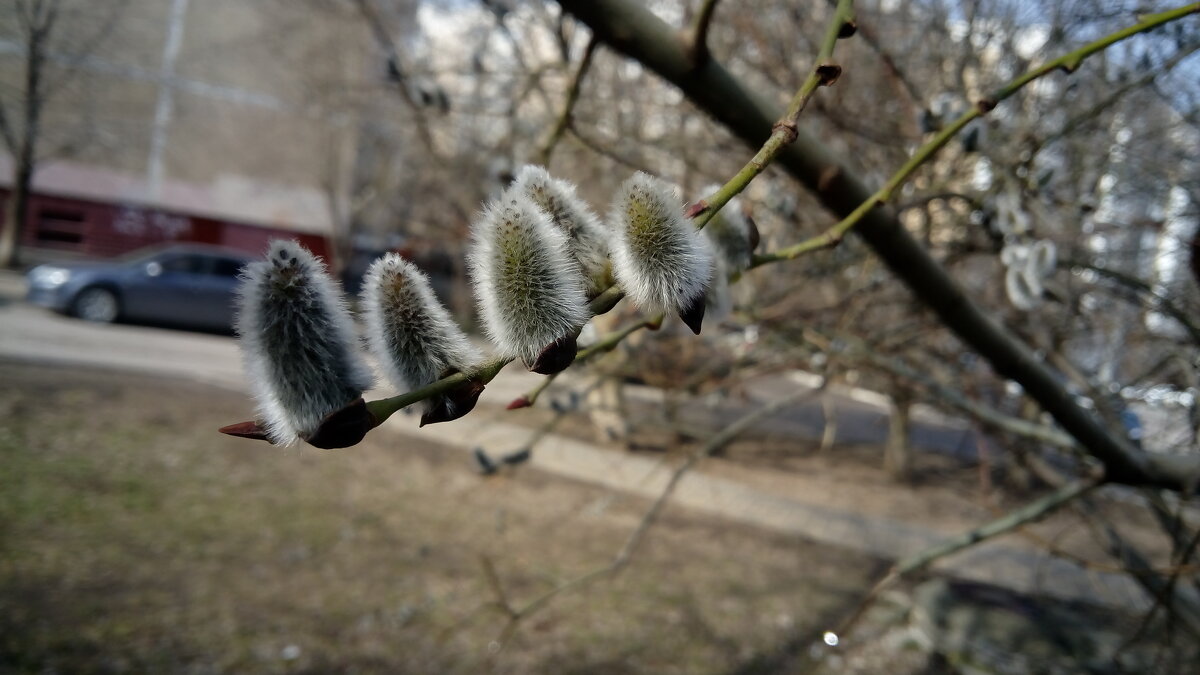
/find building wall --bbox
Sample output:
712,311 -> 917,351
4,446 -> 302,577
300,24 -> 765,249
0,0 -> 370,260
0,187 -> 329,260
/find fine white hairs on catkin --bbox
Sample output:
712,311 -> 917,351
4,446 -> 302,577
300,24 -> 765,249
361,253 -> 481,411
513,165 -> 613,298
468,192 -> 590,368
610,172 -> 713,330
235,240 -> 373,446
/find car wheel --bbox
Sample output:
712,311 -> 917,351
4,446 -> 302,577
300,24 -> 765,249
73,287 -> 120,323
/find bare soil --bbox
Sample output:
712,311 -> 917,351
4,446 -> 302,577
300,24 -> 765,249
0,361 -> 887,674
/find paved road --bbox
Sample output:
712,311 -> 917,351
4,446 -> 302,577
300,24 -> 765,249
0,269 -> 975,456
0,269 -> 1156,610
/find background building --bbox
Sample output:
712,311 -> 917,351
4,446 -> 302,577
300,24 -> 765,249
0,0 -> 371,262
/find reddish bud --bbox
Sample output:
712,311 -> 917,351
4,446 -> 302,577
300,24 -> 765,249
816,62 -> 842,86
420,379 -> 486,427
529,333 -> 578,375
302,397 -> 379,449
680,292 -> 707,335
219,420 -> 272,442
507,396 -> 533,410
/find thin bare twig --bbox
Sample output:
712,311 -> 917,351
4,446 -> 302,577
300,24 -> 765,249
352,0 -> 437,154
685,0 -> 721,66
826,478 -> 1100,649
483,385 -> 823,644
752,3 -> 1200,265
534,36 -> 598,165
690,0 -> 857,230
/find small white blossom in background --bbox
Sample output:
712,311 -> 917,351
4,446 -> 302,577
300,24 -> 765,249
993,189 -> 1031,237
235,240 -> 373,445
610,172 -> 714,333
1001,239 -> 1057,310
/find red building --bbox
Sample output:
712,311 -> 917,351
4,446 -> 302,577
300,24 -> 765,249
1,158 -> 333,264
3,186 -> 329,262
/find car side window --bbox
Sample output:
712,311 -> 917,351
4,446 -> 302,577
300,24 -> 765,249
159,255 -> 205,274
210,257 -> 246,278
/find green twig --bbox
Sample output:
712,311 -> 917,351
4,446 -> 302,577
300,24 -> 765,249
576,314 -> 662,362
366,286 -> 630,424
691,0 -> 856,230
366,356 -> 512,425
752,2 -> 1200,266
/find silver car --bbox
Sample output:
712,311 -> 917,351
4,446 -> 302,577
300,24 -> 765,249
26,244 -> 255,332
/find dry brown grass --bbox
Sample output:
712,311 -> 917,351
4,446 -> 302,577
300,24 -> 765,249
0,361 -> 881,674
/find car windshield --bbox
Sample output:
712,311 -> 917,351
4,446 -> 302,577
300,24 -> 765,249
112,245 -> 251,268
112,245 -> 182,266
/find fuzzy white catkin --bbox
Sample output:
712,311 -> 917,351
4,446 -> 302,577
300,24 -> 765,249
235,240 -> 373,446
1005,264 -> 1041,310
361,254 -> 481,408
1000,240 -> 1056,310
994,190 -> 1030,237
468,192 -> 590,366
513,165 -> 612,298
1029,239 -> 1056,277
610,172 -> 713,316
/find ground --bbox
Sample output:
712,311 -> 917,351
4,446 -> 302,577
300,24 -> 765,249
1,361 -> 890,674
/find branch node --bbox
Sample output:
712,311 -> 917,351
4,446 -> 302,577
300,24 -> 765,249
975,98 -> 997,114
684,199 -> 710,219
771,120 -> 799,144
816,62 -> 842,86
838,20 -> 858,39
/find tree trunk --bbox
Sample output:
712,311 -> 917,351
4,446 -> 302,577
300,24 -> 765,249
0,157 -> 33,269
587,375 -> 631,444
885,392 -> 913,481
1,13 -> 47,269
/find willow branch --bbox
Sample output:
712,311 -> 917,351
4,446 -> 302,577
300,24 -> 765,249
352,0 -> 437,154
1065,256 -> 1200,345
534,36 -> 598,165
1036,41 -> 1200,151
366,356 -> 512,425
829,478 -> 1100,644
558,0 -> 1200,492
805,330 -> 1079,450
507,313 -> 655,410
754,4 -> 1200,266
576,314 -> 662,362
366,288 -> 630,424
691,0 -> 856,231
684,0 -> 721,66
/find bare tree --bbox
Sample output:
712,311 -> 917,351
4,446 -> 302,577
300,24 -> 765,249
0,0 -> 127,268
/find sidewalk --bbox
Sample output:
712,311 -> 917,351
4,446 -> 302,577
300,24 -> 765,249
383,374 -> 1155,611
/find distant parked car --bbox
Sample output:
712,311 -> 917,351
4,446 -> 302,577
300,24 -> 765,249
25,244 -> 255,332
